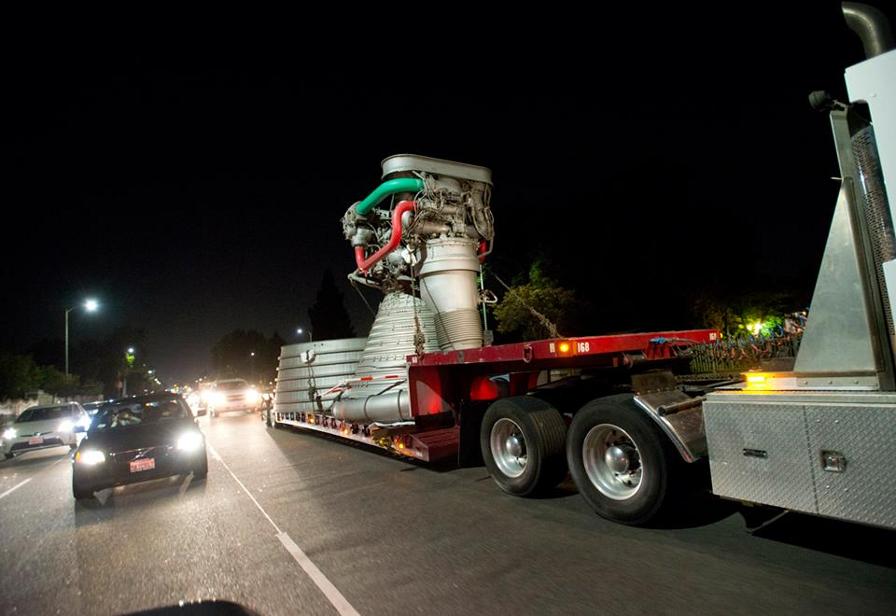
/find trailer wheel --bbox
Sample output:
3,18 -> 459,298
567,394 -> 678,525
480,396 -> 567,496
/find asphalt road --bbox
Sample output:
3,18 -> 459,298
1,412 -> 894,616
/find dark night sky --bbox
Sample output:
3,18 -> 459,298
4,3 -> 892,383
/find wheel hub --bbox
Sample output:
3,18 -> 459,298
604,445 -> 631,473
490,418 -> 528,479
582,423 -> 644,500
505,434 -> 525,458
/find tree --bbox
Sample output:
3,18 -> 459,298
211,330 -> 283,385
307,269 -> 356,341
0,353 -> 101,399
0,353 -> 43,399
691,289 -> 802,337
492,259 -> 580,341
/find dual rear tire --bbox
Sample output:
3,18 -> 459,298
480,396 -> 568,496
481,394 -> 680,525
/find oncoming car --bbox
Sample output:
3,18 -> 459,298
205,379 -> 260,417
72,392 -> 207,500
2,403 -> 89,460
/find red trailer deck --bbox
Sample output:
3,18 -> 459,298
273,329 -> 718,462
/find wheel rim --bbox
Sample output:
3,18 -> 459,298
490,418 -> 527,478
582,423 -> 643,500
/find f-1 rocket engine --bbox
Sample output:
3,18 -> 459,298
333,154 -> 495,422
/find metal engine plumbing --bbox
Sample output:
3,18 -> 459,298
332,155 -> 495,423
341,154 -> 495,351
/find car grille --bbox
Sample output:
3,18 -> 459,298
110,446 -> 170,462
11,438 -> 63,451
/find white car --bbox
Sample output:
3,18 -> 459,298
1,402 -> 90,459
206,379 -> 261,417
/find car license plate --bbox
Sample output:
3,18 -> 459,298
28,436 -> 44,445
129,458 -> 155,473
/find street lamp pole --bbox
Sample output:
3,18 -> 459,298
65,298 -> 99,377
65,307 -> 72,377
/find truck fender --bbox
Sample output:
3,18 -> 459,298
631,390 -> 707,463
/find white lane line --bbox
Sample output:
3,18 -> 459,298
178,473 -> 194,497
207,445 -> 281,533
0,457 -> 66,501
206,444 -> 361,616
0,477 -> 32,500
278,532 -> 361,616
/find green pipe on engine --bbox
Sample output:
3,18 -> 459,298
354,178 -> 424,216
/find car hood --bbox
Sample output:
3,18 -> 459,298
82,420 -> 199,453
9,418 -> 67,436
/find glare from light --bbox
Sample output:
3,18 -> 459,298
558,341 -> 571,353
2,428 -> 16,440
245,389 -> 260,404
209,391 -> 226,406
127,347 -> 135,354
748,321 -> 763,336
296,328 -> 303,335
77,415 -> 92,429
84,299 -> 99,312
78,450 -> 106,465
176,431 -> 204,452
57,419 -> 74,433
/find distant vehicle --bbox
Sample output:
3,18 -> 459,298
1,403 -> 89,460
71,392 -> 207,501
260,390 -> 275,426
82,400 -> 110,417
206,378 -> 260,418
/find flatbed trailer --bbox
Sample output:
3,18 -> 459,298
273,3 -> 896,530
273,329 -> 719,524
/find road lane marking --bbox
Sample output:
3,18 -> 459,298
207,445 -> 281,533
278,532 -> 361,616
207,444 -> 361,616
0,478 -> 32,500
0,457 -> 66,501
178,473 -> 194,497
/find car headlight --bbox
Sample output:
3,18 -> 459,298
208,392 -> 225,406
58,419 -> 74,433
76,450 -> 106,465
245,389 -> 260,403
2,427 -> 16,440
176,431 -> 204,452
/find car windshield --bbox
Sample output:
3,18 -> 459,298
16,406 -> 70,422
91,398 -> 190,431
216,380 -> 248,390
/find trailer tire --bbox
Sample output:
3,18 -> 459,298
567,394 -> 679,526
481,396 -> 568,497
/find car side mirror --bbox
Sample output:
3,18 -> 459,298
75,424 -> 87,433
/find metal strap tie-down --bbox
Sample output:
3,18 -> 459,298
655,397 -> 705,416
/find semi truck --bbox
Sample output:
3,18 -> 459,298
271,2 -> 896,530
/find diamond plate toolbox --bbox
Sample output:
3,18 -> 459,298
704,390 -> 896,529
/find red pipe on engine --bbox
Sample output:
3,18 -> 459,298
354,200 -> 416,274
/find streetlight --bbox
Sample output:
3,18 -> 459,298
297,327 -> 313,342
123,347 -> 136,396
65,298 -> 99,376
